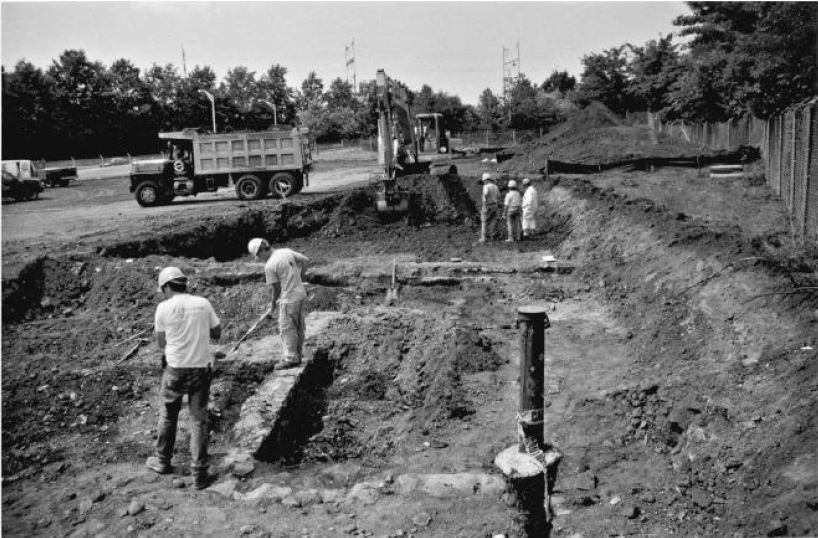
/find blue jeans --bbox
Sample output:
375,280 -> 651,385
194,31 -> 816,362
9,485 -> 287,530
154,366 -> 211,472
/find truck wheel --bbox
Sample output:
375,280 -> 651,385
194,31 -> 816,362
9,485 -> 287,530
269,172 -> 301,198
135,181 -> 163,207
235,175 -> 264,200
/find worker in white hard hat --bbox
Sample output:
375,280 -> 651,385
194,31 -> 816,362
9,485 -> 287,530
521,177 -> 539,238
248,238 -> 310,369
502,179 -> 523,243
147,267 -> 221,490
479,173 -> 500,243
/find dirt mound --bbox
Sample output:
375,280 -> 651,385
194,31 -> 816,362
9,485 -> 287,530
320,174 -> 477,239
544,101 -> 623,143
498,101 -> 707,171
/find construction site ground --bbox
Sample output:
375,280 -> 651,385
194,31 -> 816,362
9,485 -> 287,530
2,147 -> 817,538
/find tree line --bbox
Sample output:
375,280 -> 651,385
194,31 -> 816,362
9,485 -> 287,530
3,2 -> 814,160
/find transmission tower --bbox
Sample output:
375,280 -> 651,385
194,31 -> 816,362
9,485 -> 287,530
345,39 -> 357,92
502,42 -> 521,100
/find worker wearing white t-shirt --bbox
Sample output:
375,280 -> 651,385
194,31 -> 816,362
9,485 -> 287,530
248,238 -> 309,368
147,266 -> 221,490
503,180 -> 523,242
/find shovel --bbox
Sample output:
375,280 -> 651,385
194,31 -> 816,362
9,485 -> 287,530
385,259 -> 399,303
213,306 -> 275,363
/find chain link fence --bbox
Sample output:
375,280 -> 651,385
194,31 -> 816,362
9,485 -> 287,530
648,100 -> 817,242
763,99 -> 817,242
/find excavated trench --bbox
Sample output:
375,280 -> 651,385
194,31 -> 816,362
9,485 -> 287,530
3,172 -> 573,536
7,167 -> 817,536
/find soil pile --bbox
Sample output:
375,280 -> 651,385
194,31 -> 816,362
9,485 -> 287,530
543,101 -> 623,143
320,174 -> 477,239
499,101 -> 703,171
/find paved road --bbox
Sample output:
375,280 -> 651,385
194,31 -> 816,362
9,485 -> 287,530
1,156 -> 378,243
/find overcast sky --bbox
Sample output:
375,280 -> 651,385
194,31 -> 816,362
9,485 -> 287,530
1,1 -> 690,105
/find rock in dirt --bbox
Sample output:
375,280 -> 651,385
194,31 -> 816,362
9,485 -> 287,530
127,500 -> 145,516
346,483 -> 379,505
766,520 -> 788,536
295,489 -> 323,506
411,512 -> 433,527
620,503 -> 641,519
172,478 -> 186,489
320,488 -> 346,504
240,524 -> 256,535
281,495 -> 302,508
208,479 -> 237,498
232,460 -> 255,478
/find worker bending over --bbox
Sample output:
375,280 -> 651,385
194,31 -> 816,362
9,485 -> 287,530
521,177 -> 538,238
147,267 -> 221,490
248,238 -> 309,369
503,180 -> 523,243
479,172 -> 500,242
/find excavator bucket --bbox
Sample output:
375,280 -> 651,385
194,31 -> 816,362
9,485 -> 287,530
376,185 -> 410,216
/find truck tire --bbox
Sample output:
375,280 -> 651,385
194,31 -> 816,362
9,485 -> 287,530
269,172 -> 302,199
135,180 -> 163,207
235,174 -> 264,201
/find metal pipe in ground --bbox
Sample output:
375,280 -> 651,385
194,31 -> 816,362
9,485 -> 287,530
495,304 -> 561,537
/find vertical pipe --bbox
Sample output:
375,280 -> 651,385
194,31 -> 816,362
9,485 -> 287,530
517,305 -> 548,451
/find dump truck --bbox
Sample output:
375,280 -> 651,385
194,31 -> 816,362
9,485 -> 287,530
129,127 -> 312,207
2,160 -> 44,201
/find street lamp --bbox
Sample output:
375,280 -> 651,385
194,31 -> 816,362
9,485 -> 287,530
198,89 -> 217,133
261,99 -> 278,126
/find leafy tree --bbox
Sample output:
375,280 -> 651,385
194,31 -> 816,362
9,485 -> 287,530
258,64 -> 295,125
477,88 -> 502,130
2,61 -> 53,158
299,71 -> 324,106
325,77 -> 356,111
577,46 -> 631,114
670,2 -> 817,118
47,49 -> 114,155
506,76 -> 556,130
542,70 -> 577,94
626,34 -> 681,113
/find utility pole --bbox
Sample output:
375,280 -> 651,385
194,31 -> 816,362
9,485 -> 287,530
181,44 -> 187,77
345,39 -> 357,93
198,89 -> 216,133
503,42 -> 520,123
261,99 -> 278,126
502,41 -> 521,100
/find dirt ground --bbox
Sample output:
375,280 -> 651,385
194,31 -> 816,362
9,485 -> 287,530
2,143 -> 817,538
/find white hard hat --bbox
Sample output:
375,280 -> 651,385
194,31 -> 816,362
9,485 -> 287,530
481,172 -> 493,182
508,180 -> 518,189
247,238 -> 269,258
157,266 -> 187,292
522,178 -> 531,186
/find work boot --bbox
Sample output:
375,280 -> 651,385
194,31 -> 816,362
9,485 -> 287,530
145,456 -> 172,475
194,470 -> 217,490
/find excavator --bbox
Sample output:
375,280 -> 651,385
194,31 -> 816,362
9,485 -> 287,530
371,69 -> 459,215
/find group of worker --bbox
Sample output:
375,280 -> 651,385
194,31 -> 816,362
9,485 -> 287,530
479,172 -> 539,243
144,239 -> 309,489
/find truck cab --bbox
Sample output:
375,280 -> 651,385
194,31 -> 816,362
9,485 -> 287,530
129,127 -> 313,207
